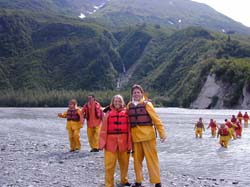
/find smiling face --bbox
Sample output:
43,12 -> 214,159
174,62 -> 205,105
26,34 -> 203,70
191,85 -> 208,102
68,102 -> 76,109
113,97 -> 123,109
88,95 -> 95,103
132,88 -> 143,102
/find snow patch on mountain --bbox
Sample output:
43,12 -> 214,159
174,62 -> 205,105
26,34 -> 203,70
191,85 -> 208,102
79,13 -> 86,19
94,3 -> 105,10
168,20 -> 174,25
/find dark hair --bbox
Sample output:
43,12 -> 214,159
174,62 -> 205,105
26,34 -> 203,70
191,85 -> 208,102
88,95 -> 95,98
131,84 -> 144,94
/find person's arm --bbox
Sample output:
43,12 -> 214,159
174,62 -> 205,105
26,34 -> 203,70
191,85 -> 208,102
217,130 -> 220,138
58,111 -> 67,118
146,102 -> 166,142
126,112 -> 132,151
99,112 -> 108,150
77,109 -> 84,125
82,104 -> 89,120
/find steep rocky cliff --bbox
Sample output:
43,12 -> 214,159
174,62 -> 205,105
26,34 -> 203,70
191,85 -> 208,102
191,74 -> 250,109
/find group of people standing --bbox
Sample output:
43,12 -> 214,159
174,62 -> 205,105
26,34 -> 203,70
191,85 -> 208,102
58,84 -> 167,187
194,111 -> 250,148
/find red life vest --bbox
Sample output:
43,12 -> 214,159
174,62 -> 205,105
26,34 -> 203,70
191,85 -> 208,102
243,114 -> 249,120
225,121 -> 232,128
196,122 -> 203,128
237,113 -> 243,118
219,128 -> 229,136
107,109 -> 129,134
128,101 -> 152,128
231,117 -> 237,123
67,109 -> 80,121
235,122 -> 242,130
83,101 -> 103,120
210,122 -> 217,128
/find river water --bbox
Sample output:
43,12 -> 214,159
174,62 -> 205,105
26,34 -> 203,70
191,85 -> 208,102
1,107 -> 250,186
157,108 -> 250,186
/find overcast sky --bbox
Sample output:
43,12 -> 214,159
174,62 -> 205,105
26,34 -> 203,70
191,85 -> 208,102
192,0 -> 250,27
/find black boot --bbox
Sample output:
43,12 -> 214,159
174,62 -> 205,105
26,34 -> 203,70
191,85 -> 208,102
131,183 -> 143,187
123,182 -> 131,186
155,183 -> 162,187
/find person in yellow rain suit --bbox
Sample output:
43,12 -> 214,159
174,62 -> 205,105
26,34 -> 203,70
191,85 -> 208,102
217,123 -> 230,148
82,95 -> 103,152
99,94 -> 132,187
243,112 -> 249,128
58,99 -> 83,152
207,119 -> 218,137
225,119 -> 237,140
194,118 -> 205,138
127,84 -> 166,187
237,111 -> 243,124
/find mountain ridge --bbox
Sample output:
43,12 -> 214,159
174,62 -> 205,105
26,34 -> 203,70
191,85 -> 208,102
1,0 -> 250,108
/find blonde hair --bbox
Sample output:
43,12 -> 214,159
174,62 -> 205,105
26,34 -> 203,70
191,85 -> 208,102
111,94 -> 125,108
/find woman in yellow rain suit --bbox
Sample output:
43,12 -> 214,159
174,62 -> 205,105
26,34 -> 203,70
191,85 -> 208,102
99,95 -> 132,187
127,84 -> 166,187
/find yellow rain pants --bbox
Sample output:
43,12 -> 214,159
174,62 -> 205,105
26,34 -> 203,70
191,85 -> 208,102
219,136 -> 229,148
133,139 -> 161,184
195,128 -> 203,138
104,150 -> 130,187
67,127 -> 81,151
228,127 -> 236,140
211,128 -> 217,137
244,120 -> 248,128
87,126 -> 101,149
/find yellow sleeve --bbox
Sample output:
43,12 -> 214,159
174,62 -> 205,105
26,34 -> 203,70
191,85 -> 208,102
146,102 -> 167,139
58,111 -> 67,118
77,109 -> 84,124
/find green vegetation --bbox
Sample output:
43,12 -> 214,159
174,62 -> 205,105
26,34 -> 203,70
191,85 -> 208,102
0,89 -> 131,107
1,0 -> 250,108
212,58 -> 250,107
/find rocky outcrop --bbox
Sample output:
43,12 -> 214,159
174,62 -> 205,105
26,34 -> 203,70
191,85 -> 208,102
241,83 -> 250,108
191,74 -> 250,109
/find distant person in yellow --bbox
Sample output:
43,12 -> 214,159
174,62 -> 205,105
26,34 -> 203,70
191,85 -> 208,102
194,117 -> 205,138
237,111 -> 243,125
127,84 -> 166,187
82,95 -> 103,152
243,112 -> 249,128
217,123 -> 230,148
99,94 -> 132,187
58,99 -> 83,152
225,119 -> 236,140
207,119 -> 218,137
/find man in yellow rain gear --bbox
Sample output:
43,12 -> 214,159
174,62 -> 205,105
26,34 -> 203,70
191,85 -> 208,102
82,95 -> 103,152
194,117 -> 205,138
58,99 -> 83,152
127,84 -> 166,187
